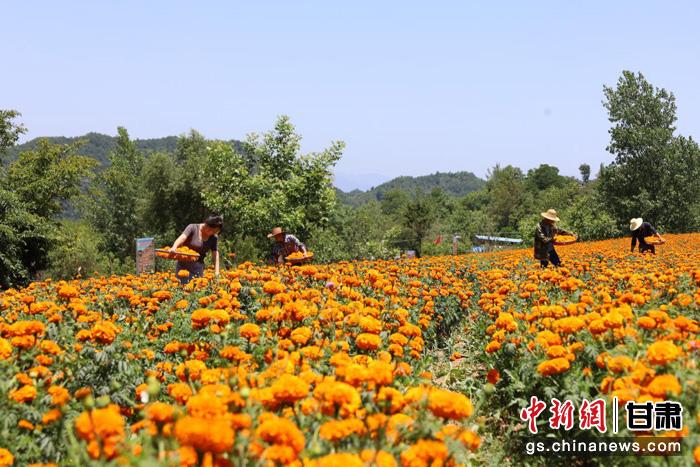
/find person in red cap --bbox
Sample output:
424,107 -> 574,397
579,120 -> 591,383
268,227 -> 307,264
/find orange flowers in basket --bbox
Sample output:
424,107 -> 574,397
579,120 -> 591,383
156,246 -> 199,262
644,236 -> 663,245
553,235 -> 577,245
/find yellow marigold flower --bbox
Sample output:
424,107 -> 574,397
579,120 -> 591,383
0,339 -> 12,360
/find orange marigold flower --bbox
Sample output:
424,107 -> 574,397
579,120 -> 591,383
400,440 -> 448,467
427,389 -> 473,420
146,402 -> 175,424
646,374 -> 682,398
42,409 -> 62,425
537,357 -> 571,376
290,326 -> 313,345
256,416 -> 305,454
0,339 -> 12,360
646,341 -> 682,365
91,321 -> 119,344
270,374 -> 309,404
239,323 -> 261,342
355,333 -> 382,351
175,416 -> 234,453
74,404 -> 125,460
0,448 -> 14,466
305,453 -> 364,467
9,384 -> 37,404
319,418 -> 367,442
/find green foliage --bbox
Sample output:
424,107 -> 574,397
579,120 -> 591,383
579,163 -> 591,184
202,116 -> 344,255
338,171 -> 486,207
0,186 -> 49,288
525,164 -> 568,191
484,165 -> 527,230
45,220 -> 131,280
0,109 -> 26,161
86,128 -> 146,259
599,70 -> 700,231
7,139 -> 96,219
401,191 -> 436,257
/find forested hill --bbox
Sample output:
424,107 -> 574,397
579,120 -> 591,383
5,133 -> 181,168
336,171 -> 486,206
5,132 -> 248,169
8,133 -> 485,206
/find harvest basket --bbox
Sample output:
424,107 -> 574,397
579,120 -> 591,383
286,252 -> 314,264
644,237 -> 665,245
553,235 -> 577,246
155,248 -> 200,262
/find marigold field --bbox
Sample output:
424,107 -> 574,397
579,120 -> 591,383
1,235 -> 699,466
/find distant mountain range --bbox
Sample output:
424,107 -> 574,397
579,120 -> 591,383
7,133 -> 486,205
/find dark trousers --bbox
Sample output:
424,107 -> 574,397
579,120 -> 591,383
639,243 -> 656,254
540,248 -> 561,268
175,261 -> 205,284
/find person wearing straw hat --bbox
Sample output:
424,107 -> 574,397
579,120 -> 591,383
534,209 -> 575,268
630,218 -> 664,254
268,227 -> 307,264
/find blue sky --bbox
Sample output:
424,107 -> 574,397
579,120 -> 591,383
4,1 -> 699,190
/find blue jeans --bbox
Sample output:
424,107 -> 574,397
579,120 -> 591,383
540,248 -> 561,268
175,261 -> 205,284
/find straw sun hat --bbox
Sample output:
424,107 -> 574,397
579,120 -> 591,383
540,209 -> 560,222
630,218 -> 643,231
267,227 -> 286,238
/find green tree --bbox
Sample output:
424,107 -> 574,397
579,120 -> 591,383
86,127 -> 146,259
485,165 -> 527,231
579,163 -> 591,184
401,191 -> 436,257
380,189 -> 410,219
2,139 -> 95,285
202,116 -> 344,256
0,110 -> 26,162
526,164 -> 567,191
599,70 -> 700,231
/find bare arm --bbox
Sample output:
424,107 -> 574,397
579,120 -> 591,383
170,234 -> 188,252
213,250 -> 220,276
